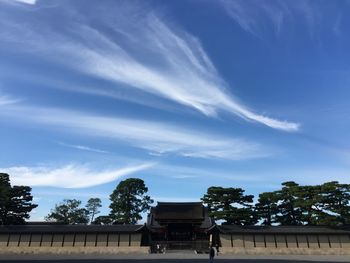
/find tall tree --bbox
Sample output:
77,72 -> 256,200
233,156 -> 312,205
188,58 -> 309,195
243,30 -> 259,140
275,181 -> 303,225
0,173 -> 11,225
295,184 -> 324,225
319,181 -> 350,225
46,199 -> 89,224
86,198 -> 102,223
0,173 -> 37,225
255,191 -> 279,225
109,178 -> 153,224
201,186 -> 257,225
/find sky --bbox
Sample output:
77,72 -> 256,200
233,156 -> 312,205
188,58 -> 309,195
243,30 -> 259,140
1,0 -> 350,221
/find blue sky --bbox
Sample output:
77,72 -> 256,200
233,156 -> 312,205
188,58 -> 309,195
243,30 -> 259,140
1,0 -> 350,221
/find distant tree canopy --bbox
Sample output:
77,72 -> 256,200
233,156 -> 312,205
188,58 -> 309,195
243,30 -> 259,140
86,198 -> 102,223
2,172 -> 350,227
254,181 -> 350,226
46,199 -> 89,224
202,181 -> 350,226
92,215 -> 113,225
109,178 -> 153,224
0,173 -> 37,225
201,186 -> 257,225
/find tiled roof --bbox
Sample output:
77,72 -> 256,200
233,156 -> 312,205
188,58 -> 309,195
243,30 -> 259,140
0,224 -> 145,233
218,225 -> 350,234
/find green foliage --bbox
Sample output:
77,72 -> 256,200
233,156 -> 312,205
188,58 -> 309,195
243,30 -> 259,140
46,199 -> 89,224
0,173 -> 37,225
86,198 -> 102,223
318,181 -> 350,225
255,181 -> 350,226
92,215 -> 113,225
201,186 -> 257,225
274,181 -> 303,225
255,191 -> 279,225
109,178 -> 153,224
0,173 -> 11,224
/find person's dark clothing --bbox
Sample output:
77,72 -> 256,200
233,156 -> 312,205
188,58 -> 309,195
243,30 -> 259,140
209,247 -> 215,262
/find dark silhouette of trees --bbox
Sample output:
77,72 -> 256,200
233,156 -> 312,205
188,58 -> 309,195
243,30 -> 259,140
2,172 -> 349,227
46,199 -> 89,224
92,215 -> 113,225
109,178 -> 153,224
255,191 -> 279,225
201,186 -> 257,225
254,181 -> 350,226
204,181 -> 350,226
274,181 -> 303,225
86,198 -> 102,223
318,181 -> 350,225
0,173 -> 37,225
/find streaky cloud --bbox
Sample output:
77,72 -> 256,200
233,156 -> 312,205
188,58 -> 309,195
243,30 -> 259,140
5,0 -> 37,5
0,2 -> 299,131
1,105 -> 272,160
16,0 -> 36,4
0,92 -> 20,106
56,141 -> 109,154
2,163 -> 155,188
221,0 -> 337,40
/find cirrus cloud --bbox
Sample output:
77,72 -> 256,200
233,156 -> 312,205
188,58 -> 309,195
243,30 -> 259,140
0,1 -> 299,131
1,162 -> 155,188
0,105 -> 273,160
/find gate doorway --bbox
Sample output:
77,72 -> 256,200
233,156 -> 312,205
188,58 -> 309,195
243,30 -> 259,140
168,223 -> 193,241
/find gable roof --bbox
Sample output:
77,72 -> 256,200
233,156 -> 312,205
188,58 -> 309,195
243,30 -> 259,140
152,202 -> 205,221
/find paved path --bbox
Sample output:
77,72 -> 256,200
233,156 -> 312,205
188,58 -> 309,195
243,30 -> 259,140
0,260 -> 349,263
1,254 -> 350,262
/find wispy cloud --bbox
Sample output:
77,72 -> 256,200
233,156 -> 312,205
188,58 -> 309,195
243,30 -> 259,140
4,0 -> 37,5
221,0 -> 338,40
0,2 -> 299,131
1,163 -> 155,188
15,0 -> 36,4
1,105 -> 271,160
0,92 -> 19,106
56,141 -> 109,154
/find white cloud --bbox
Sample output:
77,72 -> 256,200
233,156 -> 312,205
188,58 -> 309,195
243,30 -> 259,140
56,141 -> 109,154
221,0 -> 327,39
0,93 -> 19,106
0,3 -> 299,131
13,0 -> 36,4
2,0 -> 37,5
1,105 -> 271,160
2,163 -> 155,188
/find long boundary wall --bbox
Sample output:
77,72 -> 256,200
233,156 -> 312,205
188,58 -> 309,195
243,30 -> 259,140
1,225 -> 350,255
0,226 -> 148,255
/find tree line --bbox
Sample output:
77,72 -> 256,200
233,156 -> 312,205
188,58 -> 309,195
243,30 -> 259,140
1,173 -> 349,226
203,181 -> 350,226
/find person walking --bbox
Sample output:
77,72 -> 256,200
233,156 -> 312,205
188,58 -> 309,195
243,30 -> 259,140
209,245 -> 215,263
215,243 -> 219,255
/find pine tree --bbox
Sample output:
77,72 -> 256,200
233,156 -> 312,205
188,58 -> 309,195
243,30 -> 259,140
86,198 -> 102,223
109,178 -> 153,224
201,186 -> 257,225
46,199 -> 89,224
255,191 -> 279,225
0,173 -> 37,225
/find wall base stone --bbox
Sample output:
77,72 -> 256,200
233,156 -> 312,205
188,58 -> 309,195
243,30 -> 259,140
220,247 -> 350,255
0,247 -> 149,255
